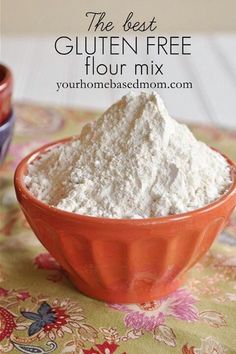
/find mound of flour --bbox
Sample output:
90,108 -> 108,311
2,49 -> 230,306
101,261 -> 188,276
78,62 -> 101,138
25,92 -> 232,218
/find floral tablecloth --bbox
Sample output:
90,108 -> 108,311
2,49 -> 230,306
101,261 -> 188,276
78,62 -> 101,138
0,103 -> 236,354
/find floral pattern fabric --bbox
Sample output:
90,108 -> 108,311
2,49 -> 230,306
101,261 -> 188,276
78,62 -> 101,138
0,102 -> 236,353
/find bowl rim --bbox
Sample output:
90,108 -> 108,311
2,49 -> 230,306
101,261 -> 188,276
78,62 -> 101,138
14,137 -> 236,225
0,63 -> 12,93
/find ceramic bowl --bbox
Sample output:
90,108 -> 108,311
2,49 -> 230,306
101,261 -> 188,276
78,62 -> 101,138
14,138 -> 236,303
0,64 -> 13,126
0,112 -> 15,165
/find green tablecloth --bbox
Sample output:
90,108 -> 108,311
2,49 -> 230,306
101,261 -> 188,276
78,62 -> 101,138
0,103 -> 236,354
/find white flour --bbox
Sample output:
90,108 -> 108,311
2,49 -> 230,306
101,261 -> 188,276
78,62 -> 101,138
25,92 -> 232,218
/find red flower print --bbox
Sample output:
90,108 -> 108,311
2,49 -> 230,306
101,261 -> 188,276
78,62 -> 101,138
34,253 -> 61,271
21,299 -> 84,340
21,302 -> 68,337
0,288 -> 8,297
83,349 -> 100,354
43,306 -> 69,332
83,341 -> 119,354
17,291 -> 31,301
0,307 -> 17,341
182,344 -> 195,354
96,342 -> 119,354
34,253 -> 65,282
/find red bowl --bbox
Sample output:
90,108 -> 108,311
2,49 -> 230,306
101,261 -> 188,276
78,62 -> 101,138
14,138 -> 236,303
0,63 -> 13,126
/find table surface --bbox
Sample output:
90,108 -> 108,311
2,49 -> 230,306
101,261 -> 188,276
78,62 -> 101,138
1,34 -> 236,129
0,103 -> 236,354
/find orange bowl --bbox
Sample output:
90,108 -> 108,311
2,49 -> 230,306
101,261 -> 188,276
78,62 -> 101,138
14,138 -> 236,303
0,64 -> 13,126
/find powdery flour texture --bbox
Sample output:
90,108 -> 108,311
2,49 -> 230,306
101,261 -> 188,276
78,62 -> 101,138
25,92 -> 232,218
